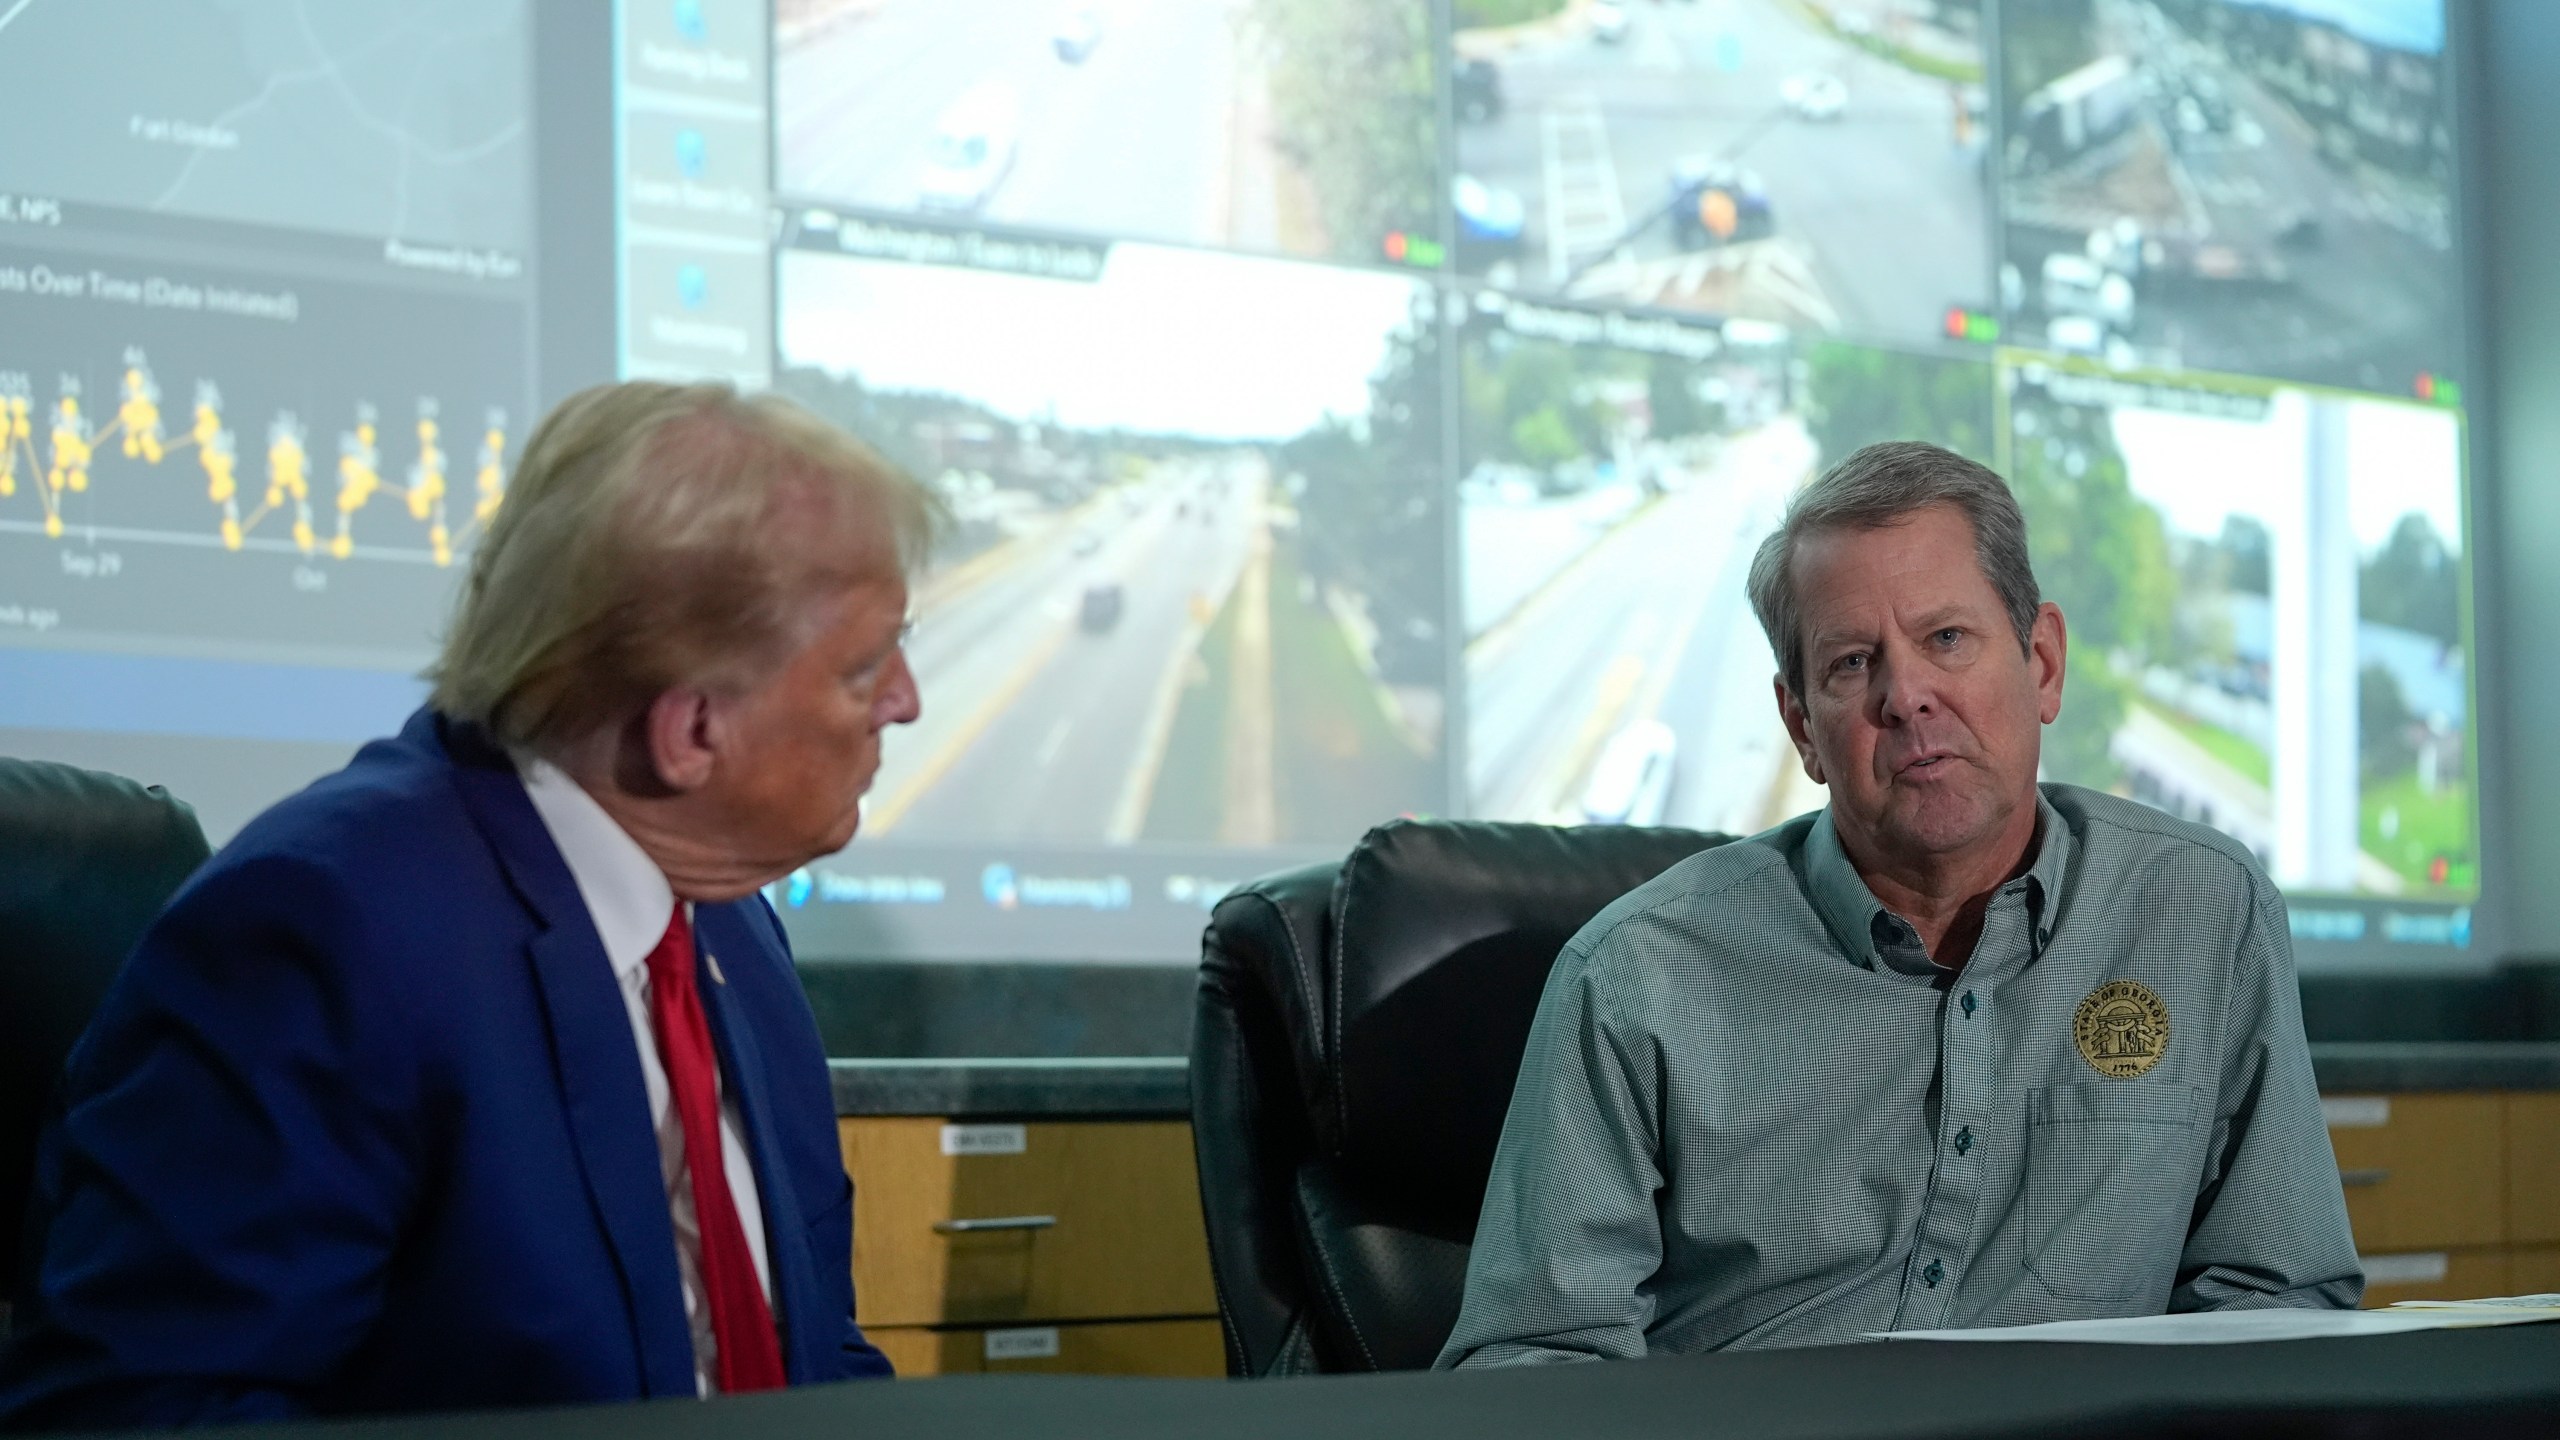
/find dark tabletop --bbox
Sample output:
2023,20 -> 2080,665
163,1323 -> 2560,1440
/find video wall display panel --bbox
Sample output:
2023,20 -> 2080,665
0,0 -> 2465,962
773,0 -> 1440,270
636,0 -> 2476,964
0,0 -> 540,824
1996,0 -> 2459,395
1448,0 -> 1995,351
1998,356 -> 2474,942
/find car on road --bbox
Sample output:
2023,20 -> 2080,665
1590,1 -> 1629,43
1079,581 -> 1124,632
1453,173 -> 1526,268
1456,58 -> 1504,123
1052,6 -> 1101,63
2040,252 -> 2136,329
1666,159 -> 1773,248
1780,72 -> 1847,121
918,83 -> 1020,213
2045,314 -> 2136,370
1580,719 -> 1676,827
1070,529 -> 1102,557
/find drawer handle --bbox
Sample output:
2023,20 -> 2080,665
934,1214 -> 1058,1234
2339,1168 -> 2391,1188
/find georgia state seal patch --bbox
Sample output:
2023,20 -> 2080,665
2073,979 -> 2170,1079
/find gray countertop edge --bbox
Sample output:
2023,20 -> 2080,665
827,1045 -> 2560,1119
2307,1042 -> 2560,1093
830,1057 -> 1190,1117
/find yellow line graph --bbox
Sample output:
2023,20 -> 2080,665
0,351 -> 509,565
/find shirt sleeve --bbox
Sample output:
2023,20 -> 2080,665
0,850 -> 419,1429
1434,939 -> 1667,1368
2171,879 -> 2365,1312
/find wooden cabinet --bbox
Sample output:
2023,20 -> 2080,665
866,1320 -> 1224,1378
2353,1248 -> 2509,1306
2510,1246 -> 2560,1297
2324,1090 -> 2560,1307
2508,1093 -> 2560,1246
2323,1093 -> 2505,1251
840,1117 -> 1218,1376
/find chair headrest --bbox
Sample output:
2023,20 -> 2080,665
1323,819 -> 1729,1224
0,757 -> 211,1305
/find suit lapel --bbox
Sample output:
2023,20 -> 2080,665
693,904 -> 820,1382
436,713 -> 699,1397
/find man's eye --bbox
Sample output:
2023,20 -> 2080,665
1936,627 -> 1963,645
1836,653 -> 1867,674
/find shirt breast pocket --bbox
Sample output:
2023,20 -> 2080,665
2023,1082 -> 2205,1303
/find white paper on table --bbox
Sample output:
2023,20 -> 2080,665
1872,1305 -> 2560,1345
2389,1294 -> 2560,1315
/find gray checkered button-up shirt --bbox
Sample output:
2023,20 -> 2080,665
1438,784 -> 2362,1367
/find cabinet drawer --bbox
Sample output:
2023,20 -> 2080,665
841,1117 -> 1216,1327
2509,1245 -> 2560,1297
2508,1093 -> 2560,1245
867,1319 -> 1225,1378
2355,1248 -> 2508,1307
2324,1093 -> 2503,1250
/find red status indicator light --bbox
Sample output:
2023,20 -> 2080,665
1942,308 -> 2001,344
2415,371 -> 2435,401
1378,230 -> 1445,268
2413,372 -> 2464,407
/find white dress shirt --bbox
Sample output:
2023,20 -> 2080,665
517,758 -> 773,1396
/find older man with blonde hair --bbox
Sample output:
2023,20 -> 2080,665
0,382 -> 937,1427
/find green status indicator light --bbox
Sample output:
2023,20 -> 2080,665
1381,231 -> 1446,269
1943,307 -> 2000,344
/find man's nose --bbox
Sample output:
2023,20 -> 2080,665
1875,647 -> 1938,723
880,651 -> 922,727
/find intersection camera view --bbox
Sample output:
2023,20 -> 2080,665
1449,0 -> 1993,349
1998,0 -> 2458,394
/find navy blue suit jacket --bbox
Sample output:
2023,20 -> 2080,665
0,710 -> 891,1428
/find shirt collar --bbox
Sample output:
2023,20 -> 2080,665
1801,788 -> 2070,980
516,755 -> 676,986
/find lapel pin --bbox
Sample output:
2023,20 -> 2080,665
705,951 -> 727,986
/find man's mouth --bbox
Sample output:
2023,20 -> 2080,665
1898,751 -> 1957,778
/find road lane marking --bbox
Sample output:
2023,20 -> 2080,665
1541,100 -> 1628,286
1036,715 -> 1075,769
1220,530 -> 1276,846
1107,479 -> 1265,843
1532,650 -> 1645,822
864,616 -> 1075,836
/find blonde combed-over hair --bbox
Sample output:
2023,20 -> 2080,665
427,380 -> 940,756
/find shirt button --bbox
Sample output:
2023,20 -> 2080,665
1960,990 -> 1978,1018
1954,1126 -> 1974,1156
1923,1259 -> 1945,1288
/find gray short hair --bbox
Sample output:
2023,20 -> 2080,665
427,380 -> 944,755
1747,440 -> 2040,696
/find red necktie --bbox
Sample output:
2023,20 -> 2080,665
644,905 -> 787,1393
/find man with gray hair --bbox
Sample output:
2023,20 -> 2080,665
1438,441 -> 2359,1367
2,382 -> 935,1425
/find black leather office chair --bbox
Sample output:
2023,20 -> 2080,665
1190,818 -> 1732,1375
0,759 -> 211,1324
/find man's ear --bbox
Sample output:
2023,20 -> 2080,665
639,688 -> 719,793
1774,673 -> 1825,785
2030,602 -> 2067,726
